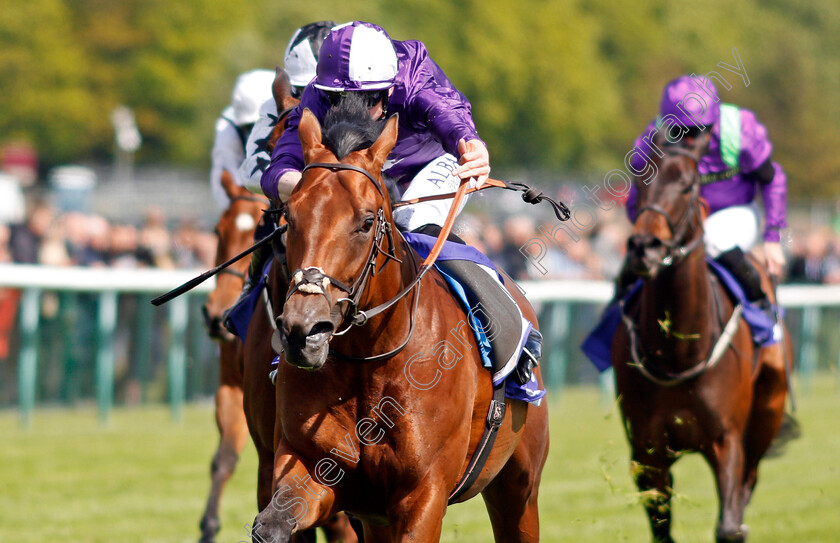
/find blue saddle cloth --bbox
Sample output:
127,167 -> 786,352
401,232 -> 501,278
581,257 -> 779,373
225,260 -> 272,342
404,233 -> 546,405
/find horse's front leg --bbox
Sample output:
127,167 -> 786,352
320,513 -> 360,543
251,452 -> 339,543
708,431 -> 748,543
631,448 -> 676,543
199,384 -> 249,542
199,342 -> 249,543
383,482 -> 448,543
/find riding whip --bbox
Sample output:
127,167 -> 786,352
150,224 -> 287,306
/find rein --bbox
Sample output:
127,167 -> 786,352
393,177 -> 571,222
290,162 -> 571,362
229,193 -> 271,206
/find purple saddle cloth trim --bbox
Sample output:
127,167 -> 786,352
402,232 -> 501,280
581,258 -> 779,373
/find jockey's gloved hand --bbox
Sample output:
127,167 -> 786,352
764,241 -> 786,278
454,138 -> 490,189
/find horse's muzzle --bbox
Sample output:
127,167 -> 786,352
626,234 -> 667,278
202,305 -> 236,342
278,316 -> 335,370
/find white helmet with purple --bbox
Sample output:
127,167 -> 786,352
313,21 -> 398,92
284,21 -> 336,89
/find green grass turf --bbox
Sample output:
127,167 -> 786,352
1,373 -> 838,542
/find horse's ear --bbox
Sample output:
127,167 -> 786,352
298,108 -> 324,163
369,114 -> 399,173
272,67 -> 292,109
220,169 -> 240,199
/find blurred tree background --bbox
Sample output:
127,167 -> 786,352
1,0 -> 838,195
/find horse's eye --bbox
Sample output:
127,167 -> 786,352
360,216 -> 375,233
679,175 -> 696,193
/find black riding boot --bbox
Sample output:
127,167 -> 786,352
714,247 -> 775,321
222,219 -> 276,335
411,223 -> 541,386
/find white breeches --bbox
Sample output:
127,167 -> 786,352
704,204 -> 760,258
390,154 -> 468,232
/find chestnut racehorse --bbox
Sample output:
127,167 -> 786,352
244,105 -> 549,542
612,134 -> 792,542
199,170 -> 269,543
200,70 -> 359,543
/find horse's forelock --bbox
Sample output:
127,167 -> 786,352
322,93 -> 386,160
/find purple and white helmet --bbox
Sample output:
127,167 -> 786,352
659,75 -> 721,127
314,21 -> 398,92
284,21 -> 336,88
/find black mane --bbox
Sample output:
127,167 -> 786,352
322,93 -> 386,159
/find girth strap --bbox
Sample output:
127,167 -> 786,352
448,383 -> 507,503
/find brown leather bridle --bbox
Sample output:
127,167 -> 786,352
285,161 -> 419,363
634,145 -> 706,267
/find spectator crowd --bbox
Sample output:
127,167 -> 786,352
1,201 -> 217,271
3,179 -> 840,405
3,188 -> 840,284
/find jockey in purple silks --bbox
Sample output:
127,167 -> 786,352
618,75 -> 787,320
247,21 -> 540,386
262,21 -> 490,223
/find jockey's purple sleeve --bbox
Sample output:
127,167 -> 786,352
261,90 -> 329,200
261,39 -> 483,200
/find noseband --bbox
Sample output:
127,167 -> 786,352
634,145 -> 705,266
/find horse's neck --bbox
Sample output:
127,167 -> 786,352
639,249 -> 715,361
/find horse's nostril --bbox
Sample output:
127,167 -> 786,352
308,321 -> 335,339
628,235 -> 662,255
628,236 -> 645,254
